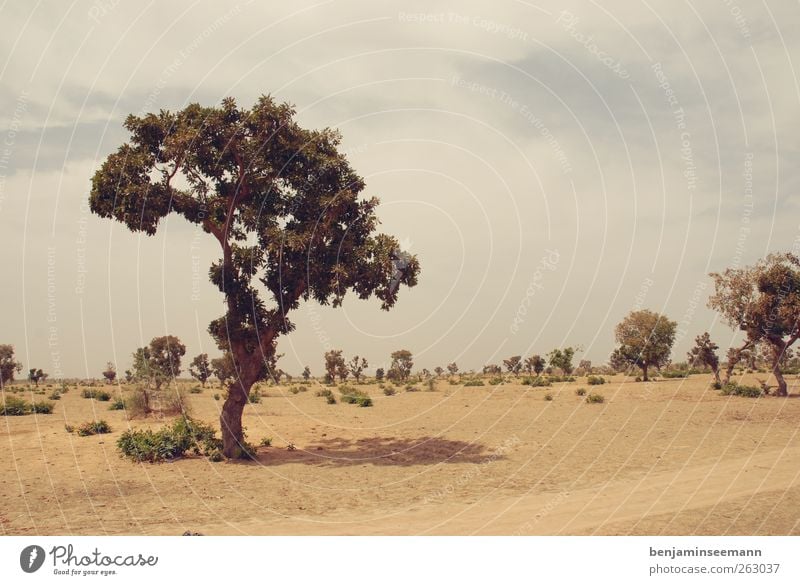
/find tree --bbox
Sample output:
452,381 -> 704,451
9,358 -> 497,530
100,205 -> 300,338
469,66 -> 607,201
189,353 -> 211,386
28,368 -> 46,386
324,350 -> 346,382
577,359 -> 592,375
90,96 -> 419,458
434,366 -> 444,377
211,354 -> 236,387
524,355 -> 545,375
302,366 -> 311,381
375,367 -> 385,381
390,350 -> 414,381
548,347 -> 577,375
610,310 -> 677,381
483,364 -> 502,375
709,253 -> 800,396
503,355 -> 522,375
123,369 -> 133,383
131,335 -> 186,390
447,362 -> 459,376
348,356 -> 368,382
0,345 -> 22,388
102,362 -> 117,384
687,332 -> 720,385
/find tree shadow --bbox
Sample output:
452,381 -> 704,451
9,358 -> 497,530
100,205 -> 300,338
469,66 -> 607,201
247,436 -> 496,467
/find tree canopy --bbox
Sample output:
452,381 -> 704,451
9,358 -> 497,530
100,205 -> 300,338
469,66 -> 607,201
610,310 -> 676,381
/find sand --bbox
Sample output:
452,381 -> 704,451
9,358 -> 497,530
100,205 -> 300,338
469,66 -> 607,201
1,374 -> 799,535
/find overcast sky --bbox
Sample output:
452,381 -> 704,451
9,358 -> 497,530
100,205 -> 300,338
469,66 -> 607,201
1,0 -> 799,379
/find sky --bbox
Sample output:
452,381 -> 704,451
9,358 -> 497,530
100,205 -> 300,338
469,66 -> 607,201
1,0 -> 799,379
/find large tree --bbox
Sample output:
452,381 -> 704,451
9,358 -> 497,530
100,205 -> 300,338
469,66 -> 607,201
548,347 -> 576,375
503,355 -> 522,375
189,353 -> 211,387
610,310 -> 677,381
90,96 -> 419,457
0,345 -> 22,388
390,350 -> 414,381
709,253 -> 800,396
524,354 -> 545,375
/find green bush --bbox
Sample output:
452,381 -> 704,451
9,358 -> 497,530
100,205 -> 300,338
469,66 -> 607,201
213,393 -> 221,401
30,401 -> 54,414
548,375 -> 576,382
522,376 -> 551,387
662,371 -> 688,379
720,383 -> 762,398
339,386 -> 372,406
82,389 -> 112,401
488,376 -> 504,385
585,393 -> 605,404
117,416 -> 221,462
463,379 -> 484,387
249,390 -> 262,404
383,387 -> 396,396
109,398 -> 126,411
1,396 -> 30,416
77,420 -> 112,436
48,391 -> 61,401
587,376 -> 606,386
189,386 -> 203,394
316,389 -> 337,404
575,387 -> 587,396
289,385 -> 307,394
259,437 -> 272,447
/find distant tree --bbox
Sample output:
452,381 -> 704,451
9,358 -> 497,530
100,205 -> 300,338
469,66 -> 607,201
189,353 -> 211,387
0,345 -> 22,388
447,362 -> 459,376
390,350 -> 414,381
524,355 -> 545,375
324,350 -> 345,383
28,368 -> 46,387
302,366 -> 311,381
610,310 -> 677,381
434,366 -> 444,377
687,333 -> 720,385
348,356 -> 368,382
375,367 -> 385,382
420,368 -> 431,380
483,364 -> 502,375
102,362 -> 117,384
131,335 -> 186,390
211,354 -> 236,387
123,369 -> 133,383
577,359 -> 592,375
709,253 -> 800,396
548,347 -> 577,375
89,96 -> 419,458
503,355 -> 522,375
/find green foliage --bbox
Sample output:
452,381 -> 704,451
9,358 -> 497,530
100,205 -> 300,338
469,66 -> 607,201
488,376 -> 504,385
81,389 -> 112,401
0,344 -> 23,386
548,375 -> 576,382
30,401 -> 54,414
248,389 -> 262,404
1,396 -> 30,415
289,385 -> 307,394
316,388 -> 337,404
611,310 -> 677,379
463,379 -> 484,387
548,347 -> 577,375
259,437 -> 272,447
661,371 -> 688,379
339,386 -> 372,406
48,390 -> 61,400
720,383 -> 763,398
117,416 -> 221,462
585,393 -> 605,404
587,375 -> 606,385
213,393 -> 221,401
382,386 -> 396,396
522,376 -> 551,387
77,420 -> 112,436
576,388 -> 587,396
109,398 -> 126,410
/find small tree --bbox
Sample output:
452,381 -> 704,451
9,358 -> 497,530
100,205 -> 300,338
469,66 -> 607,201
577,359 -> 592,375
709,253 -> 800,396
524,355 -> 545,375
302,366 -> 311,381
483,364 -> 502,375
434,366 -> 444,378
28,368 -> 45,387
123,369 -> 133,383
548,347 -> 576,375
610,310 -> 677,381
324,350 -> 346,383
375,367 -> 385,382
503,355 -> 522,375
102,362 -> 117,384
189,353 -> 211,387
348,356 -> 368,382
447,362 -> 459,376
0,345 -> 22,388
390,350 -> 414,381
211,354 -> 237,387
132,336 -> 186,390
687,333 -> 720,385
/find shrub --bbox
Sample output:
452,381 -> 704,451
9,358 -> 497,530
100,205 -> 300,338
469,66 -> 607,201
405,384 -> 420,392
48,391 -> 61,400
189,386 -> 203,394
64,424 -> 75,433
426,379 -> 436,392
259,437 -> 272,447
585,393 -> 605,404
522,376 -> 551,387
289,385 -> 307,394
82,389 -> 112,401
117,416 -> 221,462
548,375 -> 576,382
213,393 -> 221,401
575,388 -> 587,396
463,379 -> 484,387
77,420 -> 112,436
383,387 -> 396,396
316,389 -> 337,404
544,393 -> 553,401
249,390 -> 262,404
488,376 -> 504,385
720,383 -> 762,398
109,398 -> 125,411
30,401 -> 54,414
712,381 -> 723,390
339,386 -> 372,406
1,396 -> 29,416
634,376 -> 642,382
587,376 -> 606,386
662,371 -> 688,379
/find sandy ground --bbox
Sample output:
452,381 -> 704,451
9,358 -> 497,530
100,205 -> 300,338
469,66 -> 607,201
1,374 -> 799,535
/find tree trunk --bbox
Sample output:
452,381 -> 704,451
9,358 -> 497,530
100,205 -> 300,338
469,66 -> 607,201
771,353 -> 788,397
712,365 -> 721,386
220,380 -> 251,458
642,363 -> 649,382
